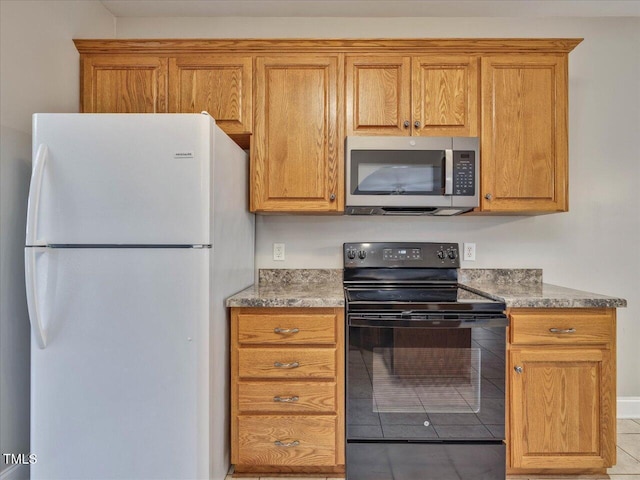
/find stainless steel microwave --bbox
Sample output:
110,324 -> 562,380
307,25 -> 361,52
345,136 -> 479,215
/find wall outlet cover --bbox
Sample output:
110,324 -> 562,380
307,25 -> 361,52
273,243 -> 285,261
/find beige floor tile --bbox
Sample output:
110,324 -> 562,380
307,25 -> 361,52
609,446 -> 640,474
618,433 -> 640,461
259,478 -> 327,480
609,475 -> 640,480
634,418 -> 640,426
620,419 -> 640,434
525,477 -> 607,479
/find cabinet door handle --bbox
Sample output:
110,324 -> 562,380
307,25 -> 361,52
274,327 -> 299,334
549,327 -> 576,334
514,365 -> 523,374
403,120 -> 410,128
485,193 -> 493,200
274,440 -> 300,447
414,120 -> 421,128
274,396 -> 299,403
329,193 -> 336,201
273,361 -> 300,369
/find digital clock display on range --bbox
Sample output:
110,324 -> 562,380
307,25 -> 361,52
382,248 -> 422,260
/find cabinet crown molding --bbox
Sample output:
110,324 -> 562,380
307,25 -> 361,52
73,38 -> 583,55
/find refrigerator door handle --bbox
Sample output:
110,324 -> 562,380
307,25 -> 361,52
25,247 -> 47,349
26,144 -> 48,246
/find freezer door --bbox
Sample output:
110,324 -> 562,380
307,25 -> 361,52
29,114 -> 212,245
29,248 -> 210,480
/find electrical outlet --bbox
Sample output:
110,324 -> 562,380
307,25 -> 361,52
273,243 -> 285,261
463,243 -> 476,261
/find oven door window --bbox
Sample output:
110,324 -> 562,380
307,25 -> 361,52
348,325 -> 505,441
350,150 -> 445,195
373,346 -> 481,414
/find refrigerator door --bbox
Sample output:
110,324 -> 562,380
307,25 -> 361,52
28,247 -> 210,480
28,114 -> 212,246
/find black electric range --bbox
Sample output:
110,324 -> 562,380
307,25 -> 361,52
344,242 -> 508,480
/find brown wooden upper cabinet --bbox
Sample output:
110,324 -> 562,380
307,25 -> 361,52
75,39 -> 581,215
480,54 -> 568,213
168,56 -> 252,135
81,55 -> 168,113
346,55 -> 478,136
251,55 -> 342,213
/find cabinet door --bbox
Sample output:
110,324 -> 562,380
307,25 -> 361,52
481,55 -> 568,212
345,56 -> 411,136
509,348 -> 615,469
412,56 -> 478,136
168,56 -> 252,134
81,55 -> 167,113
253,56 -> 342,212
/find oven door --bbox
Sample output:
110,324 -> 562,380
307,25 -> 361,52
347,314 -> 507,479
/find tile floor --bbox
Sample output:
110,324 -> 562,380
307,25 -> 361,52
226,419 -> 640,479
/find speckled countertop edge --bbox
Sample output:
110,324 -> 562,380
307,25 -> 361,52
461,281 -> 627,309
226,269 -> 627,309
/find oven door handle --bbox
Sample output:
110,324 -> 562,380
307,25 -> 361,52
348,315 -> 508,328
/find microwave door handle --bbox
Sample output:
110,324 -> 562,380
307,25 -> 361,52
444,149 -> 453,195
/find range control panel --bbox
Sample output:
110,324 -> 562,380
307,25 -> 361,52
344,242 -> 460,268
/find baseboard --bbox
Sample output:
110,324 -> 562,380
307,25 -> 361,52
0,464 -> 29,480
618,396 -> 640,418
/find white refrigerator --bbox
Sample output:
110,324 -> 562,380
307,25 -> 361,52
25,113 -> 255,480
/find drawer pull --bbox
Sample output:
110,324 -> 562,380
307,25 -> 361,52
514,365 -> 523,374
274,395 -> 299,403
274,440 -> 300,448
274,327 -> 299,334
273,361 -> 300,369
549,327 -> 576,334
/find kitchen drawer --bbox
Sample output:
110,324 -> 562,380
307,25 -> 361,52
237,415 -> 337,466
237,312 -> 336,345
238,382 -> 336,413
238,348 -> 336,379
510,309 -> 613,346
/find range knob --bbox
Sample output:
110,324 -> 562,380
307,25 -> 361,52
448,250 -> 458,260
437,250 -> 446,260
347,249 -> 356,260
358,250 -> 367,260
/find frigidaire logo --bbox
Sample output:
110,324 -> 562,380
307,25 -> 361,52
174,151 -> 194,159
2,453 -> 37,465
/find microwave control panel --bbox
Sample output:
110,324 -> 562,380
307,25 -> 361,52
453,151 -> 475,196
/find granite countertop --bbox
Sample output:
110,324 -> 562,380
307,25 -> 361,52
226,269 -> 345,307
461,281 -> 627,308
226,269 -> 627,309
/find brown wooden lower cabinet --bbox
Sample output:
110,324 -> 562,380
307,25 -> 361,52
230,306 -> 616,476
507,308 -> 616,475
237,415 -> 338,467
230,307 -> 345,475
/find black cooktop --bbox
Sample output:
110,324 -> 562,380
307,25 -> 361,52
345,286 -> 499,304
343,242 -> 506,315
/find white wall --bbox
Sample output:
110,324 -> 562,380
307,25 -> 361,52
0,1 -> 114,476
118,16 -> 640,399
